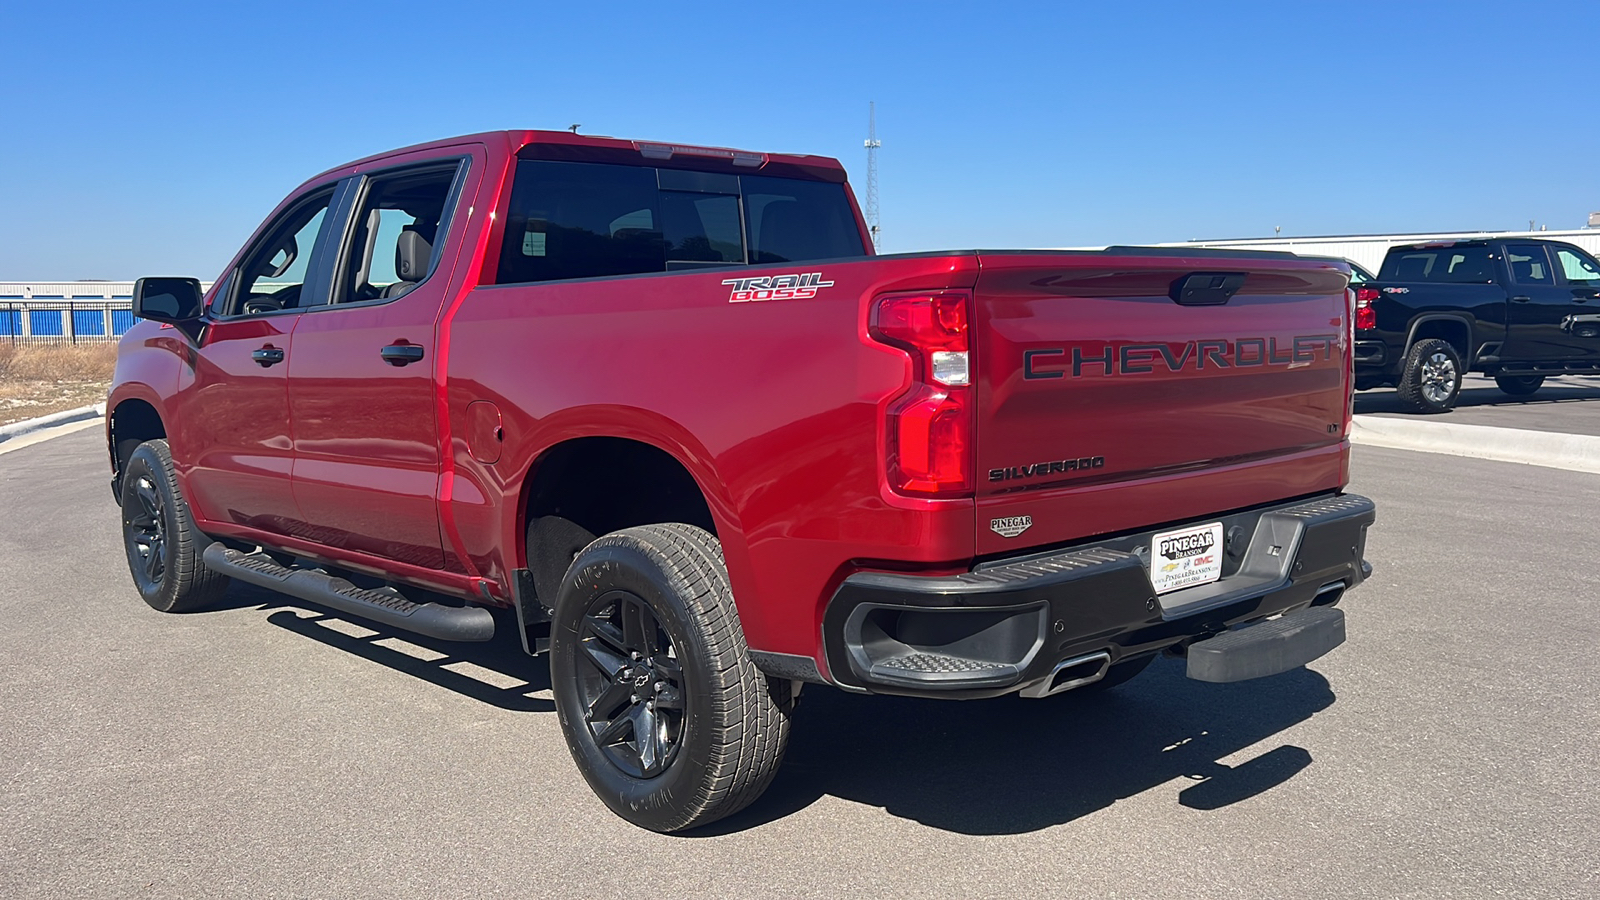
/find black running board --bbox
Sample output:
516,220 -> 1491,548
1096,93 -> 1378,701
202,543 -> 495,642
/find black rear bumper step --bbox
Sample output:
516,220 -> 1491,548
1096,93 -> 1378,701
1186,606 -> 1345,683
823,492 -> 1374,698
202,543 -> 495,642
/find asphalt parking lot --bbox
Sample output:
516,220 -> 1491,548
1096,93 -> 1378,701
1357,373 -> 1600,436
3,426 -> 1598,899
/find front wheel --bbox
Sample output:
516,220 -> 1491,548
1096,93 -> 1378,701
549,523 -> 793,832
1395,338 -> 1462,413
1494,374 -> 1544,397
119,439 -> 231,612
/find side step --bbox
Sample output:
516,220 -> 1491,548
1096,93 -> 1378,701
202,543 -> 495,642
1186,606 -> 1344,683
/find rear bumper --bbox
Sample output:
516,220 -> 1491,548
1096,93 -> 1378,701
821,492 -> 1375,699
1354,340 -> 1388,368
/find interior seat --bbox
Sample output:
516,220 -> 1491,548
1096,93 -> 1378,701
382,227 -> 433,299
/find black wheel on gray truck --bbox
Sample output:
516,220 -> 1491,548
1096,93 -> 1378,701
1395,338 -> 1462,414
1494,374 -> 1544,397
549,523 -> 793,832
119,439 -> 231,612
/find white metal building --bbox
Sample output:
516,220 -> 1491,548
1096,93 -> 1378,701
0,281 -> 139,342
1157,228 -> 1600,275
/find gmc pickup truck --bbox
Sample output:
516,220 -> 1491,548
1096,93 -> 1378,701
1354,238 -> 1600,412
110,130 -> 1375,832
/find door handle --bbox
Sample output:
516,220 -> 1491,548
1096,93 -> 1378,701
1510,296 -> 1531,303
380,344 -> 426,366
251,346 -> 286,367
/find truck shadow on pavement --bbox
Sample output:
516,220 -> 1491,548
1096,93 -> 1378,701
1355,378 -> 1600,415
215,581 -> 555,713
218,581 -> 1330,836
706,660 -> 1330,836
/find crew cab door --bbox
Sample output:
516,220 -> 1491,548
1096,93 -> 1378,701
171,181 -> 343,535
285,153 -> 476,569
1548,244 -> 1600,361
1503,243 -> 1587,362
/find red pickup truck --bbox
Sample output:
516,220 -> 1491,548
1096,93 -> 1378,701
109,130 -> 1375,831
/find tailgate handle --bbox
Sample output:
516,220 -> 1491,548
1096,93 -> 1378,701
1170,272 -> 1247,306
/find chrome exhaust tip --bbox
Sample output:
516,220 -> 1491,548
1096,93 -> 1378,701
1018,651 -> 1112,699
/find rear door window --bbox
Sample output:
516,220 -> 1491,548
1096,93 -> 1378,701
1504,244 -> 1555,285
499,161 -> 664,284
495,161 -> 866,285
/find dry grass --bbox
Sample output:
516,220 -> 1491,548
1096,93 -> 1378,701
0,343 -> 118,427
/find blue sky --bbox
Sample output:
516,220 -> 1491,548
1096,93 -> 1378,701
5,0 -> 1598,280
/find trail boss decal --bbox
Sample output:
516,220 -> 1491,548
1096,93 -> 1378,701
990,516 -> 1033,538
723,272 -> 834,303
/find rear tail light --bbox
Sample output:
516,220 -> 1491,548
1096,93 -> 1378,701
869,291 -> 974,496
1354,286 -> 1379,331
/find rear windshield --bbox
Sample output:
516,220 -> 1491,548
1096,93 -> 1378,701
495,160 -> 866,285
1379,246 -> 1496,283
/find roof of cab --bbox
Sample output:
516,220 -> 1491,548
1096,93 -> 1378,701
307,130 -> 848,184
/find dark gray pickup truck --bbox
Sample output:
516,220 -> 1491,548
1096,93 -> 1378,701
1353,238 -> 1600,412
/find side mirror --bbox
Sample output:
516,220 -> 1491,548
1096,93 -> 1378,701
132,277 -> 205,323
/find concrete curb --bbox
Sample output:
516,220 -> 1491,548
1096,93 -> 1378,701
1350,415 -> 1600,475
0,404 -> 106,443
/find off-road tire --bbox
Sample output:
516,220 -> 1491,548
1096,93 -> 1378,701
549,523 -> 793,832
1494,374 -> 1544,397
119,439 -> 231,612
1395,338 -> 1462,414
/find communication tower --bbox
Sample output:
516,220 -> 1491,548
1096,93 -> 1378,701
864,102 -> 881,251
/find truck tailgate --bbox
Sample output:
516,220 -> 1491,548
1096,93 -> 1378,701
973,250 -> 1351,556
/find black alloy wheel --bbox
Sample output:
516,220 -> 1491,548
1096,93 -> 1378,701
118,439 -> 231,613
549,523 -> 793,833
124,473 -> 168,588
575,590 -> 687,778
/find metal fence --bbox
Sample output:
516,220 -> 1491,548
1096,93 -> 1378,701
0,301 -> 136,345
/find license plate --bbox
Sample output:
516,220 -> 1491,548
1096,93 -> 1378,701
1149,522 -> 1224,594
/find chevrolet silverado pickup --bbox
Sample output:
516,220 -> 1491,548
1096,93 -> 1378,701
1354,238 -> 1600,412
110,130 -> 1375,832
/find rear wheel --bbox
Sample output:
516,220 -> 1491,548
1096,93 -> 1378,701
1395,338 -> 1462,413
1494,374 -> 1544,397
549,523 -> 792,832
119,439 -> 231,612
